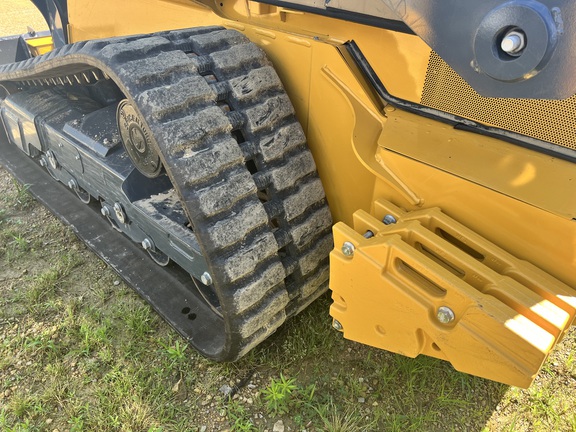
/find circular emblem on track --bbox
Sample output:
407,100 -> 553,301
117,99 -> 163,178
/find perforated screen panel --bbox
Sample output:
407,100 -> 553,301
421,52 -> 576,151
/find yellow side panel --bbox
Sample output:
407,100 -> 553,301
67,0 -> 219,41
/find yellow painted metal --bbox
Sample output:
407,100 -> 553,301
377,107 -> 576,219
25,35 -> 53,56
61,0 -> 576,384
330,200 -> 576,387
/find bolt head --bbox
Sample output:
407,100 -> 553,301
332,320 -> 343,331
437,306 -> 455,324
46,151 -> 58,170
501,30 -> 526,55
141,238 -> 153,250
101,206 -> 110,217
383,214 -> 397,225
341,241 -> 355,257
67,179 -> 77,189
200,272 -> 213,286
113,202 -> 126,223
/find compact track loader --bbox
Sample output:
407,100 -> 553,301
1,0 -> 575,388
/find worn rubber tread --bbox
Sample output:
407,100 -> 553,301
0,27 -> 332,361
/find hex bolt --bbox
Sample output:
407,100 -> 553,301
200,272 -> 213,286
501,30 -> 526,55
39,158 -> 47,167
141,238 -> 153,251
341,241 -> 355,257
101,206 -> 111,217
437,306 -> 455,324
46,150 -> 58,170
332,320 -> 343,331
67,179 -> 78,190
113,202 -> 126,224
363,230 -> 375,239
383,214 -> 397,225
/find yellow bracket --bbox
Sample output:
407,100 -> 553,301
330,200 -> 576,388
25,36 -> 54,56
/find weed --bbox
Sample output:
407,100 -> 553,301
23,334 -> 56,359
122,304 -> 155,337
68,414 -> 85,432
10,234 -> 28,251
10,179 -> 34,210
162,339 -> 188,364
566,351 -> 575,370
227,401 -> 256,432
0,409 -> 9,428
9,394 -> 45,419
76,320 -> 110,356
25,268 -> 60,304
569,412 -> 576,431
262,373 -> 298,416
314,402 -> 370,432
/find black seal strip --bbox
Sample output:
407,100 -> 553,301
252,0 -> 413,34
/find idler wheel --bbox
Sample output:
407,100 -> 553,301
117,99 -> 163,178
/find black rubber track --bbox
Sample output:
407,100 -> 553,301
0,27 -> 333,360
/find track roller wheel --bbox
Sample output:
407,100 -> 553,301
142,238 -> 171,267
68,179 -> 91,204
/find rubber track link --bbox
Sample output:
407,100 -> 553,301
0,27 -> 333,360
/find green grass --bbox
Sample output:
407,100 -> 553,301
0,172 -> 575,431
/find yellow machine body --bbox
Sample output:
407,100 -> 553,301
54,0 -> 576,387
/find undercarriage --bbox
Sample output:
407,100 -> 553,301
0,26 -> 333,361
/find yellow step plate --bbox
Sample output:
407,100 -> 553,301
330,200 -> 576,388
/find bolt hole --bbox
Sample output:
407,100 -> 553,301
188,313 -> 197,320
181,307 -> 191,314
431,343 -> 441,351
